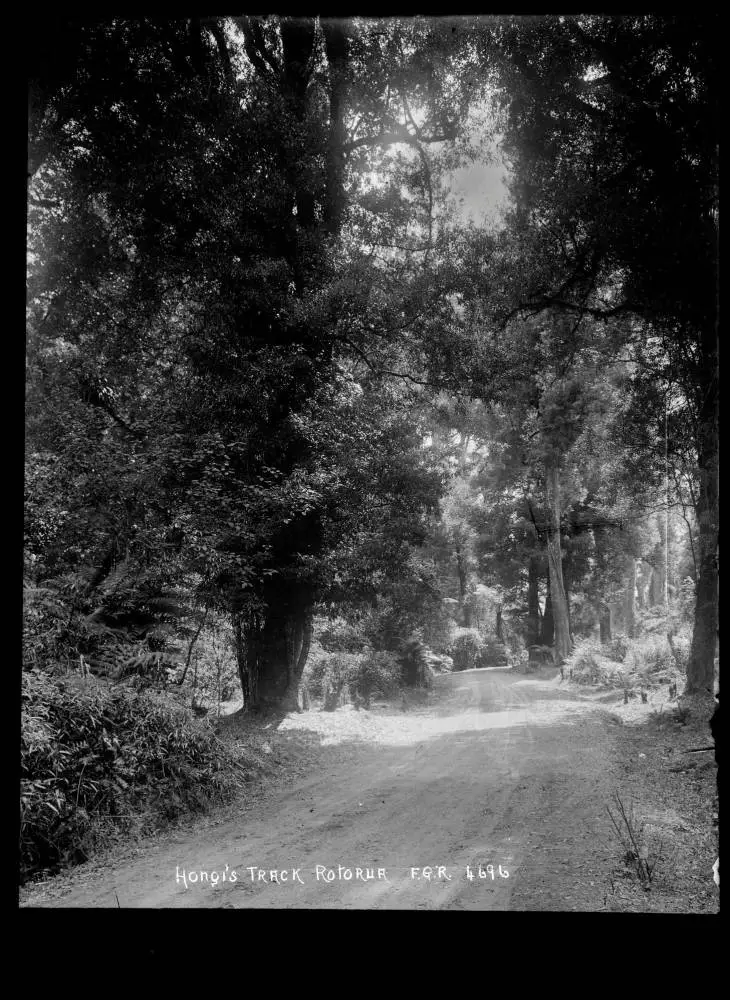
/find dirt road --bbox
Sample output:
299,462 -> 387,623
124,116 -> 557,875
21,667 -> 628,909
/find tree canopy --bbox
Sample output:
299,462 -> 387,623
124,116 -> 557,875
26,14 -> 718,711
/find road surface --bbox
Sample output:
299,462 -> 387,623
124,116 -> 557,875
21,667 -> 624,909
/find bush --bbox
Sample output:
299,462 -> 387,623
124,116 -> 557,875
527,644 -> 554,668
503,627 -> 525,664
316,616 -> 366,653
425,651 -> 453,674
666,629 -> 691,675
302,642 -> 335,697
23,568 -> 192,678
476,633 -> 510,667
677,577 -> 697,625
183,624 -> 240,712
321,651 -> 361,709
20,671 -> 239,883
398,636 -> 433,689
628,633 -> 682,677
355,649 -> 401,701
305,643 -> 408,707
302,650 -> 363,709
565,640 -> 625,686
448,629 -> 483,671
421,603 -> 459,653
605,636 -> 629,663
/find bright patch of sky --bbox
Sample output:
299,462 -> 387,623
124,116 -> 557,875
449,154 -> 511,225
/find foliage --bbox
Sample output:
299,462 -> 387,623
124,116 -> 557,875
604,637 -> 628,664
485,13 -> 718,690
183,623 -> 240,712
626,633 -> 687,679
356,649 -> 402,701
20,671 -> 239,883
398,635 -> 434,689
565,641 -> 625,687
478,632 -> 511,667
448,628 -> 483,671
606,792 -> 662,885
319,652 -> 361,710
26,15 -> 488,708
566,627 -> 690,692
27,15 -> 715,704
424,651 -> 453,674
316,616 -> 368,654
23,564 -> 195,688
304,644 -> 401,704
676,577 -> 698,626
20,16 -> 721,899
304,647 -> 355,699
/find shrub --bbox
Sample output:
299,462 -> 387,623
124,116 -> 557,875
302,642 -> 335,697
476,633 -> 510,667
605,636 -> 629,663
425,651 -> 453,674
183,624 -> 240,712
20,671 -> 239,883
398,636 -> 433,688
420,603 -> 456,654
628,634 -> 678,676
300,649 -> 363,708
23,568 -> 191,678
527,644 -> 554,668
503,628 -> 525,664
316,616 -> 366,653
449,629 -> 483,671
304,644 -> 411,704
355,649 -> 401,701
666,630 -> 691,676
677,577 -> 697,625
317,652 -> 361,711
565,640 -> 625,686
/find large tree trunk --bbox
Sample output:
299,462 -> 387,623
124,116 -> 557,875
240,608 -> 314,711
233,612 -> 257,709
599,603 -> 613,644
686,339 -> 719,695
545,462 -> 572,663
649,521 -> 667,607
527,555 -> 541,646
563,564 -> 574,646
282,610 -> 314,712
624,555 -> 637,638
246,619 -> 286,709
649,564 -> 664,606
455,542 -> 471,626
540,572 -> 554,646
636,561 -> 650,609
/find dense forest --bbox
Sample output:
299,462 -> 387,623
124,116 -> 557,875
24,15 -> 718,890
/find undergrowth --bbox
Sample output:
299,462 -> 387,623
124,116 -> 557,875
304,645 -> 402,705
565,617 -> 691,695
606,791 -> 663,885
20,670 -> 241,884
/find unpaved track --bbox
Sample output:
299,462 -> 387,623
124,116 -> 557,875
21,668 -> 624,910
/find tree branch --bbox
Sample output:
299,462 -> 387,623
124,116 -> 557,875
499,295 -> 640,330
237,16 -> 280,79
337,335 -> 457,390
342,124 -> 456,153
204,19 -> 233,83
29,196 -> 62,210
